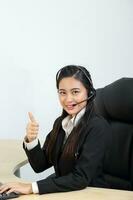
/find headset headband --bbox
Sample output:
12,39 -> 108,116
56,65 -> 93,87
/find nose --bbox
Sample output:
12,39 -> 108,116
65,93 -> 74,103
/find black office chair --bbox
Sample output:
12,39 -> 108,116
94,77 -> 133,191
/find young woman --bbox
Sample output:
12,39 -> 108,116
0,65 -> 112,195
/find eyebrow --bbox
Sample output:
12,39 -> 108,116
58,88 -> 80,91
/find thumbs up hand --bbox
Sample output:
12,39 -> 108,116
25,112 -> 39,143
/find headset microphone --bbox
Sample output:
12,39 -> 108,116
72,93 -> 94,107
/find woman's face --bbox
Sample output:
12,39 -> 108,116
58,77 -> 88,117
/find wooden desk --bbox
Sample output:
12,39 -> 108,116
0,139 -> 133,200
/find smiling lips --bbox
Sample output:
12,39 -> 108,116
66,104 -> 75,110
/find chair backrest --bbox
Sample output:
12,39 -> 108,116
94,77 -> 133,190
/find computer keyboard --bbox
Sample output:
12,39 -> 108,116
0,192 -> 19,200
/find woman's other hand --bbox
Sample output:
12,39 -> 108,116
0,182 -> 33,195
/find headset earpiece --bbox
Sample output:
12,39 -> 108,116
88,88 -> 96,101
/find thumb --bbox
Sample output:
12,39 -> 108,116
28,112 -> 37,123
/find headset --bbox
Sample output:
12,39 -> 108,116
56,65 -> 96,104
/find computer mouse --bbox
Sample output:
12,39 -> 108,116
0,192 -> 19,199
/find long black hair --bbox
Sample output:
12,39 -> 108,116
45,65 -> 96,162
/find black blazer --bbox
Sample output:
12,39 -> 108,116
23,115 -> 112,194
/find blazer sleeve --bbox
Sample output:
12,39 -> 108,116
23,132 -> 52,173
23,117 -> 61,173
36,117 -> 112,194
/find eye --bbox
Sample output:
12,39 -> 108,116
72,90 -> 80,95
58,91 -> 66,96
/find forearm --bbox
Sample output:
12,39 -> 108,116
23,140 -> 52,173
37,172 -> 88,194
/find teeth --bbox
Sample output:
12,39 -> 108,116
67,105 -> 73,108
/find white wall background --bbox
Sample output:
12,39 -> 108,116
0,0 -> 133,140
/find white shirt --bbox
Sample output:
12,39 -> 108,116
62,107 -> 86,143
24,107 -> 86,193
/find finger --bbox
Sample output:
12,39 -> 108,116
29,127 -> 39,132
0,184 -> 7,190
30,122 -> 39,127
0,186 -> 9,193
29,124 -> 39,129
6,188 -> 17,194
26,123 -> 39,131
27,132 -> 38,137
26,124 -> 39,133
28,112 -> 37,123
27,136 -> 37,142
27,131 -> 38,136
